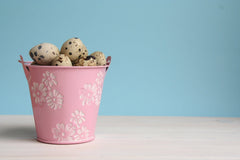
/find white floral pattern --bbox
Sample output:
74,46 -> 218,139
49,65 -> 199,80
46,89 -> 64,110
79,84 -> 97,106
73,126 -> 90,140
42,71 -> 57,90
52,123 -> 75,142
31,82 -> 47,104
94,87 -> 102,105
70,110 -> 86,128
52,110 -> 90,142
31,71 -> 63,110
96,71 -> 104,85
79,71 -> 105,106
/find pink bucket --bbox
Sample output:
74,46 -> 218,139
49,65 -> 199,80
19,55 -> 111,144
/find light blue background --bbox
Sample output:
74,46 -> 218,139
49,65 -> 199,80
0,0 -> 240,116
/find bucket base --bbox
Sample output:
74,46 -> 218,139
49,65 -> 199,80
36,136 -> 95,145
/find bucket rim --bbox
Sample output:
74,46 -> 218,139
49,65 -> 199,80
22,61 -> 110,69
19,55 -> 111,70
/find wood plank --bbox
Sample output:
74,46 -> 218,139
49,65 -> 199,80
0,115 -> 240,160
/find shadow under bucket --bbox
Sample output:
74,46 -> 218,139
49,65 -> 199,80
19,55 -> 111,144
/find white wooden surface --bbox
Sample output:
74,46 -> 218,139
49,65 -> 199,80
0,115 -> 240,160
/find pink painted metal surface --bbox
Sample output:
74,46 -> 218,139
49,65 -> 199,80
19,55 -> 111,144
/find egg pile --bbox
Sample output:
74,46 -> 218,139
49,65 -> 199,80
29,37 -> 106,66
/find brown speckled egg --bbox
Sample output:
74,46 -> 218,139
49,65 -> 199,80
75,55 -> 97,66
29,43 -> 59,65
90,51 -> 106,66
51,54 -> 72,66
60,37 -> 88,64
